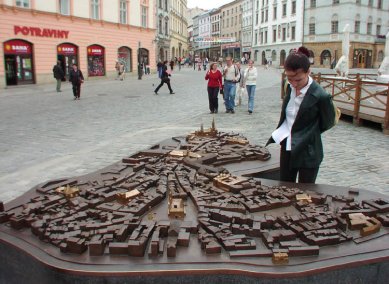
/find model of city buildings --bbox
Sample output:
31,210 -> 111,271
0,123 -> 388,263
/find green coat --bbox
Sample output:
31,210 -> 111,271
267,80 -> 335,169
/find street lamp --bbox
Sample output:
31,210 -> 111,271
137,41 -> 142,80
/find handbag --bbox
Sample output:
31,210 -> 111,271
220,85 -> 224,95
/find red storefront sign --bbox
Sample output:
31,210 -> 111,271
87,45 -> 104,56
57,43 -> 77,55
3,40 -> 32,55
14,25 -> 69,39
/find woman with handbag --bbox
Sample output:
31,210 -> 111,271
243,59 -> 258,114
69,64 -> 84,100
205,62 -> 223,114
154,61 -> 174,95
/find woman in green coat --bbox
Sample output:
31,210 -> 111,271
267,47 -> 335,183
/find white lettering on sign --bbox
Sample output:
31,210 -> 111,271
12,45 -> 28,51
92,49 -> 102,53
62,47 -> 74,52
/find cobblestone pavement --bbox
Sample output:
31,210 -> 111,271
0,66 -> 388,202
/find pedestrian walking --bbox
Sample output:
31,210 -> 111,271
266,46 -> 336,184
235,61 -> 245,107
115,61 -> 120,79
154,61 -> 175,95
205,62 -> 223,114
222,57 -> 240,114
118,62 -> 125,80
53,60 -> 65,92
243,59 -> 258,114
69,64 -> 84,100
169,60 -> 174,71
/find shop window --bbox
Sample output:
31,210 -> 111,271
4,39 -> 34,86
16,0 -> 30,8
59,0 -> 70,15
57,43 -> 78,79
87,45 -> 105,76
120,0 -> 127,24
118,46 -> 132,73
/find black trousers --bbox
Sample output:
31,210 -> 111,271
72,83 -> 81,98
207,86 -> 219,112
280,140 -> 319,183
155,78 -> 173,93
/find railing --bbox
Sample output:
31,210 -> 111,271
281,73 -> 389,134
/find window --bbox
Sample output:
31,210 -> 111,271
141,6 -> 147,28
16,0 -> 30,8
256,13 -> 258,25
165,21 -> 168,35
165,0 -> 168,11
377,25 -> 381,36
333,0 -> 339,4
291,26 -> 295,40
354,21 -> 360,33
292,1 -> 296,14
367,23 -> 372,35
255,33 -> 258,44
91,0 -> 100,20
227,18 -> 229,27
282,3 -> 286,16
282,27 -> 286,41
265,9 -> 268,21
159,18 -> 162,34
159,0 -> 162,9
120,0 -> 127,24
273,6 -> 277,20
261,11 -> 264,23
273,29 -> 276,42
368,0 -> 373,7
309,23 -> 315,35
59,0 -> 70,15
264,30 -> 268,43
331,20 -> 338,33
378,0 -> 383,9
310,0 -> 316,7
356,0 -> 361,4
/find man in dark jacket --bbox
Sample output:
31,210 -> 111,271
69,64 -> 84,100
154,61 -> 174,95
267,47 -> 335,184
53,60 -> 65,92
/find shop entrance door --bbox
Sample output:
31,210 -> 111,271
5,55 -> 17,85
57,54 -> 77,79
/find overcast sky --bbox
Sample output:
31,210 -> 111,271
187,0 -> 233,10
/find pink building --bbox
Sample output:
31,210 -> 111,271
0,0 -> 156,88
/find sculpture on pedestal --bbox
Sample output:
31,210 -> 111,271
335,24 -> 350,78
377,32 -> 389,83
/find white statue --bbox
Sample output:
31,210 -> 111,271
335,24 -> 350,78
377,32 -> 389,83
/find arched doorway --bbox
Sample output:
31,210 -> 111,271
320,50 -> 332,67
271,50 -> 277,63
261,51 -> 266,65
280,50 -> 286,66
87,44 -> 105,76
139,48 -> 149,65
118,46 -> 132,72
4,39 -> 35,85
57,43 -> 78,79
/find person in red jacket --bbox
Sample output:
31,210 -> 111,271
205,62 -> 223,114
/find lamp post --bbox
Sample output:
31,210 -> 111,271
137,41 -> 142,80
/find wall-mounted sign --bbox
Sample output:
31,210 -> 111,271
4,39 -> 32,54
193,37 -> 236,43
87,45 -> 104,56
57,43 -> 77,55
14,25 -> 69,39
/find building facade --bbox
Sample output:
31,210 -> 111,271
169,0 -> 188,59
304,0 -> 389,68
220,0 -> 242,60
197,10 -> 212,59
155,0 -> 171,62
252,0 -> 303,66
242,0 -> 254,61
0,0 -> 157,88
187,7 -> 205,60
209,9 -> 221,61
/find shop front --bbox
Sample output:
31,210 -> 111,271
3,39 -> 34,86
57,43 -> 78,79
118,46 -> 132,73
221,42 -> 241,61
87,45 -> 105,77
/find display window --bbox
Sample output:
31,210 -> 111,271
118,46 -> 132,72
3,39 -> 34,86
57,43 -> 78,79
87,45 -> 105,76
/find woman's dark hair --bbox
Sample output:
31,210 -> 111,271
284,46 -> 311,72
